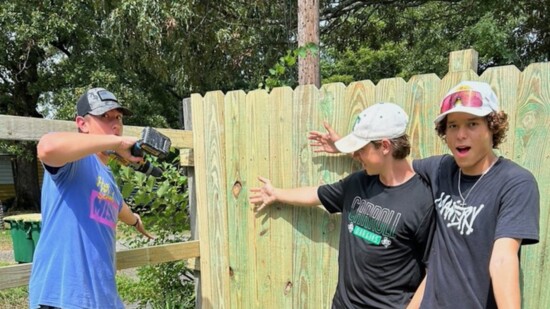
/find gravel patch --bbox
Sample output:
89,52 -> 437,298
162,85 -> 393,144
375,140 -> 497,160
0,248 -> 14,263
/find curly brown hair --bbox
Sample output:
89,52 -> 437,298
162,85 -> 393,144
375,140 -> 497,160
435,111 -> 509,148
371,134 -> 411,159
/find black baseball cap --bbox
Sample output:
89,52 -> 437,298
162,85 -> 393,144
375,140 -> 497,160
77,88 -> 133,117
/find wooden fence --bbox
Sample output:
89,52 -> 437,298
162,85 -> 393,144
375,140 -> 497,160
191,49 -> 550,309
0,49 -> 549,308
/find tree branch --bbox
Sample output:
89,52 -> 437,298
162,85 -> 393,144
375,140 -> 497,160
321,0 -> 462,21
50,40 -> 72,57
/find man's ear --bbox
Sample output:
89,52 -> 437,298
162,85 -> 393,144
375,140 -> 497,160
76,116 -> 88,133
381,139 -> 392,155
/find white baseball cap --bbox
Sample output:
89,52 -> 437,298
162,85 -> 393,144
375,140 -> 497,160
335,102 -> 408,153
434,81 -> 499,124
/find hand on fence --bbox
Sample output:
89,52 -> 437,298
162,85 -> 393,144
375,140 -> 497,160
249,176 -> 277,212
308,121 -> 341,154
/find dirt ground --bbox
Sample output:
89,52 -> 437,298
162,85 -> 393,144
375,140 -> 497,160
0,248 -> 13,264
0,228 -> 14,264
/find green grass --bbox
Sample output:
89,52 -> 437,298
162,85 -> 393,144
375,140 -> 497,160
0,286 -> 28,309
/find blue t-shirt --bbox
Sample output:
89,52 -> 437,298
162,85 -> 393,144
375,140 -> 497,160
29,155 -> 124,309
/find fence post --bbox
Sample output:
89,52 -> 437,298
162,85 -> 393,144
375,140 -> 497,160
182,97 -> 201,309
448,49 -> 479,73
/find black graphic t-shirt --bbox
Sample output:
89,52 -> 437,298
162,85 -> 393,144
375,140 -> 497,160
413,155 -> 539,309
318,171 -> 435,309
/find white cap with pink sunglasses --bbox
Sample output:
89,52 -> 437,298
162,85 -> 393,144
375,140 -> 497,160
434,81 -> 500,124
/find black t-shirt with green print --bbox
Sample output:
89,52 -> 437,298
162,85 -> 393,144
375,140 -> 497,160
318,170 -> 435,309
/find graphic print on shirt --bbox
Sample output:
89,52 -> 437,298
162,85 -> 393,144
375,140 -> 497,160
347,196 -> 401,247
435,192 -> 484,235
89,175 -> 119,229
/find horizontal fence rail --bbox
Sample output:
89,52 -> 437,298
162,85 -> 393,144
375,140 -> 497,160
0,115 -> 194,167
0,241 -> 200,289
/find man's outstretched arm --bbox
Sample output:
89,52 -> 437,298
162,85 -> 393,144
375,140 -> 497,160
249,176 -> 320,212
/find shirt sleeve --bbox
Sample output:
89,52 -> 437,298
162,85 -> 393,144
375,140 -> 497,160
495,169 -> 540,245
415,202 -> 437,265
317,178 -> 347,214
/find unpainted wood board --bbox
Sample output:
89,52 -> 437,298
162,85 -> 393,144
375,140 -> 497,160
191,93 -> 215,308
0,242 -> 199,290
512,63 -> 550,309
375,77 -> 408,106
480,66 -> 522,159
316,83 -> 348,307
202,91 -> 231,309
406,74 -> 441,159
268,86 -> 296,309
448,49 -> 479,73
291,84 -> 318,309
0,115 -> 192,149
0,263 -> 32,289
116,241 -> 200,269
224,90 -> 252,309
247,89 -> 273,308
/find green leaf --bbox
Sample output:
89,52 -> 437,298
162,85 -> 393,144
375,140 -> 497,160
156,182 -> 170,197
121,182 -> 134,198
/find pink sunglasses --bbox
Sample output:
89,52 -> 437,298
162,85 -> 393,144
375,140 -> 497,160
440,90 -> 483,114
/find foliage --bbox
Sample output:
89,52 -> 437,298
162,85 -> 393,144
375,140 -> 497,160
117,263 -> 195,309
319,0 -> 544,83
113,154 -> 189,240
259,43 -> 319,90
0,141 -> 36,161
111,150 -> 193,306
521,0 -> 550,62
321,42 -> 407,84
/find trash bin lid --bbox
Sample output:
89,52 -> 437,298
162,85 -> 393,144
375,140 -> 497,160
3,213 -> 41,222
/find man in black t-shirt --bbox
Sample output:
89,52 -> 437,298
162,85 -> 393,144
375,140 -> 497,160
309,81 -> 540,309
250,103 -> 435,309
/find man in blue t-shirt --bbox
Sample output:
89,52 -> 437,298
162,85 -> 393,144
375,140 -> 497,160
29,88 -> 153,309
309,81 -> 540,309
250,103 -> 435,308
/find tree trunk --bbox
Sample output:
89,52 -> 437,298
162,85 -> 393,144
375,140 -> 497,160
298,0 -> 320,87
12,142 -> 41,212
7,44 -> 43,212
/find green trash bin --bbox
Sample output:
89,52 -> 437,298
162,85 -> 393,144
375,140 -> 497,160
4,213 -> 41,263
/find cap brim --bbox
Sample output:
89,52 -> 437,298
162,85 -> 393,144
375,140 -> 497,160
434,105 -> 493,124
88,102 -> 133,116
335,133 -> 371,153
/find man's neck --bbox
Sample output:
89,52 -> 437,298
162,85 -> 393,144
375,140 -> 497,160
378,159 -> 415,187
96,152 -> 110,165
